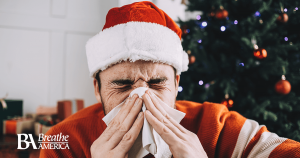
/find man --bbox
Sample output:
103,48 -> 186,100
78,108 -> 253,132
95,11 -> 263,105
40,1 -> 300,158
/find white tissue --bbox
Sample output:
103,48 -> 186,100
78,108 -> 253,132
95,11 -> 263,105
102,87 -> 186,158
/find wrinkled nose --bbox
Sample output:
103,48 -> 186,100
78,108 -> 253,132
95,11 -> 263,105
132,79 -> 148,89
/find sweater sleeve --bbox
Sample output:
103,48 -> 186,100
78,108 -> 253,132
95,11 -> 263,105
201,102 -> 300,158
230,119 -> 300,158
177,101 -> 300,158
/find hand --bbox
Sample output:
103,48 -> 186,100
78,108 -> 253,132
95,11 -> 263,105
142,90 -> 208,158
90,94 -> 144,158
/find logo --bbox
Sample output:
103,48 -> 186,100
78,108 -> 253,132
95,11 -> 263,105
17,133 -> 70,149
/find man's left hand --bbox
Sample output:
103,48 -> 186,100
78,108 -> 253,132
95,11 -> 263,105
142,90 -> 208,158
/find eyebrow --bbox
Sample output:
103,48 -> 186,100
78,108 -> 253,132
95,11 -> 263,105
147,77 -> 167,84
111,77 -> 168,85
111,79 -> 134,85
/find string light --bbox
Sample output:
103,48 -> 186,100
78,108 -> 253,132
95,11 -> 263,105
205,83 -> 210,89
196,15 -> 201,20
255,11 -> 261,17
201,21 -> 208,27
295,7 -> 299,11
220,26 -> 226,31
199,80 -> 204,85
284,37 -> 288,41
234,20 -> 238,24
178,86 -> 183,92
239,63 -> 244,66
198,39 -> 202,43
284,8 -> 288,12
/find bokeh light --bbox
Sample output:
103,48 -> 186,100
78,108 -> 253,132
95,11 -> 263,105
220,26 -> 226,31
284,37 -> 288,41
199,80 -> 204,85
178,86 -> 183,92
255,11 -> 260,17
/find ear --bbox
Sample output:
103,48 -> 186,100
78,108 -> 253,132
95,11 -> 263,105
175,75 -> 180,97
93,78 -> 102,103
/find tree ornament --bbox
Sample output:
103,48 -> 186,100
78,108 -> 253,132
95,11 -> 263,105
221,94 -> 234,108
277,13 -> 288,23
189,55 -> 196,64
208,7 -> 215,17
253,47 -> 267,59
215,6 -> 228,19
187,50 -> 195,64
181,25 -> 189,37
275,75 -> 291,95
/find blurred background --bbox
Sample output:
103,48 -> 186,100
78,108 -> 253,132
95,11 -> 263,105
0,0 -> 190,114
1,0 -> 300,147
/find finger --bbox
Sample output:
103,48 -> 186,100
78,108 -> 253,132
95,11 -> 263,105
107,98 -> 143,148
100,94 -> 138,143
104,95 -> 138,131
145,91 -> 187,139
165,113 -> 189,134
144,110 -> 182,146
114,112 -> 144,154
142,93 -> 165,122
146,90 -> 168,117
114,94 -> 139,124
147,90 -> 189,134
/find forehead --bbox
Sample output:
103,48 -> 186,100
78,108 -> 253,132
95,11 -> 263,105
100,60 -> 174,80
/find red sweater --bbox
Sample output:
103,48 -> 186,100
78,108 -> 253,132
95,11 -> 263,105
40,101 -> 300,158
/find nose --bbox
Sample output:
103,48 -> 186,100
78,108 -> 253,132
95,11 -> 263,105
133,79 -> 148,89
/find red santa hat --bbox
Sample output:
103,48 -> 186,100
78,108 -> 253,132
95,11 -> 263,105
86,1 -> 189,77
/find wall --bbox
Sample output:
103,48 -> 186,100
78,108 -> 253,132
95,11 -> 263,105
0,0 -> 186,114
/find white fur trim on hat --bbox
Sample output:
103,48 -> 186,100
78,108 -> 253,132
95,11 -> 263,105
86,21 -> 189,77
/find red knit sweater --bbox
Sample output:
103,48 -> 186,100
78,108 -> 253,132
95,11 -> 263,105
40,101 -> 300,158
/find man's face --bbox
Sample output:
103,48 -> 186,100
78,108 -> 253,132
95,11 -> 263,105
93,60 -> 180,114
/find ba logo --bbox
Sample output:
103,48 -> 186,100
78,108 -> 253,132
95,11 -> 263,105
17,133 -> 70,149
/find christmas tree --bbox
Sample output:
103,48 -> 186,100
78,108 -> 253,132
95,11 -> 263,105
177,0 -> 300,141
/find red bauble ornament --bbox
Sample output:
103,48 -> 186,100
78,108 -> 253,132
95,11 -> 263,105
277,13 -> 288,23
253,48 -> 267,59
221,99 -> 234,108
215,9 -> 228,19
275,77 -> 291,95
189,55 -> 196,64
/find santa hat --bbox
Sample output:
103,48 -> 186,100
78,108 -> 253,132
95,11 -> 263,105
86,1 -> 189,77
